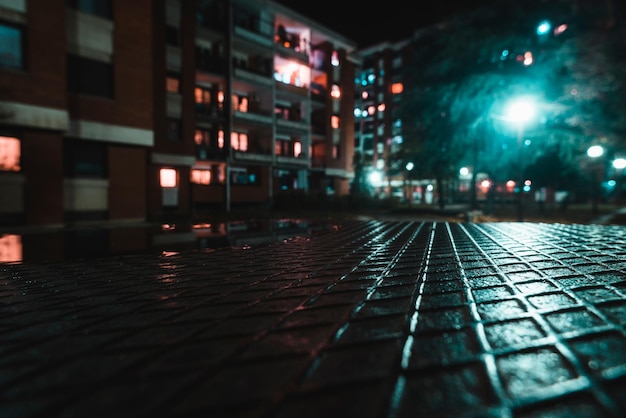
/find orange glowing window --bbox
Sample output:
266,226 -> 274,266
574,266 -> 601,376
294,141 -> 302,157
194,129 -> 209,145
0,234 -> 22,263
191,169 -> 211,185
391,83 -> 403,94
0,136 -> 20,171
239,97 -> 248,113
331,116 -> 340,129
218,130 -> 224,148
231,132 -> 248,151
195,87 -> 210,104
217,90 -> 225,108
330,84 -> 341,99
230,132 -> 238,150
166,76 -> 180,93
239,133 -> 248,151
160,168 -> 177,188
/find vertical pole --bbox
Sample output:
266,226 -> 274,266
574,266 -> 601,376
517,125 -> 524,221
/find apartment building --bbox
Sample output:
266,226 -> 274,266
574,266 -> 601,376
0,0 -> 358,227
354,39 -> 416,200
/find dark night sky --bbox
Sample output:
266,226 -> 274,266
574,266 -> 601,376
274,0 -> 495,47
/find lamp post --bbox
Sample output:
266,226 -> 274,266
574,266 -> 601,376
587,145 -> 604,217
505,98 -> 536,221
613,157 -> 626,205
405,162 -> 414,207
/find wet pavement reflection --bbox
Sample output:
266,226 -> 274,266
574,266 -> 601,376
0,218 -> 339,264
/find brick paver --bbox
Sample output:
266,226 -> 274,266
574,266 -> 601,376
1,220 -> 626,417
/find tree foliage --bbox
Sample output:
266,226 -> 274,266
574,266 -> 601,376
399,0 -> 626,203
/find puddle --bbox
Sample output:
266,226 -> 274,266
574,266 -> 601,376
0,218 -> 339,264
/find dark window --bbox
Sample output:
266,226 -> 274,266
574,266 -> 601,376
64,139 -> 107,178
167,119 -> 182,141
67,54 -> 114,98
0,22 -> 24,70
67,0 -> 112,19
231,167 -> 260,185
165,26 -> 179,47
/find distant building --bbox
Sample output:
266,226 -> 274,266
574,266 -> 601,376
0,0 -> 358,226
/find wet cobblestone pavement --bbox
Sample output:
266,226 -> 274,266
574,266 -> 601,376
1,220 -> 626,418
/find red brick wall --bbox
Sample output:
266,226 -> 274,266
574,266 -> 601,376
0,0 -> 66,109
66,0 -> 153,130
108,146 -> 147,220
22,131 -> 64,225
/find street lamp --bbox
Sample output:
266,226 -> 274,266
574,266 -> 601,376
587,145 -> 604,216
405,162 -> 414,206
613,157 -> 626,204
505,97 -> 536,221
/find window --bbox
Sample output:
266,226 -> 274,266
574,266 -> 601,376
331,115 -> 340,129
231,132 -> 248,152
275,139 -> 302,158
194,129 -> 209,146
67,0 -> 112,19
231,167 -> 259,185
166,74 -> 180,93
67,54 -> 113,98
167,119 -> 181,141
0,22 -> 24,70
190,169 -> 211,185
165,25 -> 179,47
0,136 -> 21,171
330,84 -> 341,99
195,87 -> 211,105
232,94 -> 248,112
160,168 -> 177,187
64,139 -> 107,178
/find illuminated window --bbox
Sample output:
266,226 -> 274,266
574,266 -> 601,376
330,84 -> 341,99
367,105 -> 375,115
190,169 -> 211,185
391,82 -> 403,94
166,74 -> 180,93
331,51 -> 339,66
217,130 -> 224,148
239,133 -> 248,151
231,132 -> 248,151
0,23 -> 24,70
160,168 -> 177,188
194,129 -> 209,146
0,136 -> 20,171
217,90 -> 225,109
0,234 -> 22,263
294,141 -> 302,157
232,94 -> 248,112
240,97 -> 248,112
377,103 -> 386,112
331,116 -> 340,129
231,132 -> 238,150
195,87 -> 211,104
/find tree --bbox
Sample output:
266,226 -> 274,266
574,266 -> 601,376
399,0 -> 626,210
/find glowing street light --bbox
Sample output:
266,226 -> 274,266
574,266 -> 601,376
536,20 -> 552,35
587,145 -> 604,216
505,97 -> 536,221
